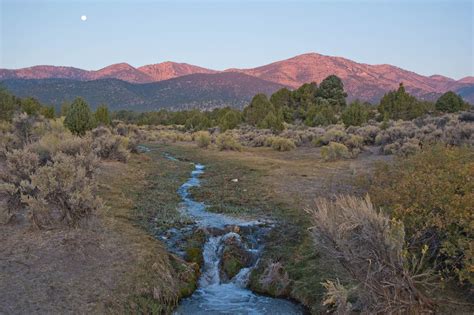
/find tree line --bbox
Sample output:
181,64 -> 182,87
1,76 -> 470,135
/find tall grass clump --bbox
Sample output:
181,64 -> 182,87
266,136 -> 296,151
320,142 -> 350,161
216,133 -> 242,151
194,131 -> 211,148
307,195 -> 434,314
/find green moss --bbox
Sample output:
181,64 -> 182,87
222,256 -> 244,279
185,247 -> 203,266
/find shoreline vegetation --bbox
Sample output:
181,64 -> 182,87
1,77 -> 473,313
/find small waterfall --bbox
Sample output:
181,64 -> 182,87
158,155 -> 303,314
199,235 -> 223,287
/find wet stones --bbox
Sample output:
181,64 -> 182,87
250,261 -> 292,297
219,233 -> 253,281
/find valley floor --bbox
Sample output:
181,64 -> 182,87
151,143 -> 392,312
2,142 -> 472,314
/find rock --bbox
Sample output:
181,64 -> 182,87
219,234 -> 252,281
253,261 -> 291,297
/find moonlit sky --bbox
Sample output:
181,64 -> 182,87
0,0 -> 472,79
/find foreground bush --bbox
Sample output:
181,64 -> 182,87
194,131 -> 211,148
0,113 -> 111,227
216,133 -> 242,151
307,195 -> 433,313
369,145 -> 474,285
22,152 -> 102,227
320,142 -> 350,161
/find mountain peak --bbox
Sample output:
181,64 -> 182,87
138,62 -> 216,81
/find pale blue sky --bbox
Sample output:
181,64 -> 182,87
1,0 -> 472,79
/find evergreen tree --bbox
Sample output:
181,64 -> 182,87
292,82 -> 318,110
435,91 -> 470,113
317,75 -> 347,108
342,100 -> 370,126
0,87 -> 17,121
243,94 -> 275,126
94,104 -> 111,126
378,83 -> 428,120
185,111 -> 211,131
270,88 -> 293,110
20,97 -> 42,116
260,111 -> 284,132
41,106 -> 56,119
60,101 -> 71,117
219,110 -> 242,132
64,98 -> 94,136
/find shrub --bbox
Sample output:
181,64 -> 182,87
0,147 -> 40,213
344,135 -> 364,150
267,137 -> 296,151
307,195 -> 434,313
398,139 -> 421,157
354,125 -> 380,144
195,131 -> 211,148
369,145 -> 474,284
216,133 -> 242,151
21,152 -> 101,228
12,112 -> 38,145
320,142 -> 350,161
91,128 -> 130,162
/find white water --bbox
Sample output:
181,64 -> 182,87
167,159 -> 303,315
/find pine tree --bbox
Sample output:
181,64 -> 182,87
64,98 -> 94,136
94,104 -> 111,126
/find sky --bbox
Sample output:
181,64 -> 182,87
1,0 -> 472,79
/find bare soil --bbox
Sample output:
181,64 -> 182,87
0,156 -> 196,314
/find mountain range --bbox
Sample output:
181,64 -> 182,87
1,53 -> 473,111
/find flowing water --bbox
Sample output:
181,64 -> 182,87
159,153 -> 303,315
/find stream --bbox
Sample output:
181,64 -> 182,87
158,153 -> 304,315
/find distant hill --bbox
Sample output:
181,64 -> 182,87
1,72 -> 285,111
0,61 -> 215,84
226,53 -> 474,103
1,53 -> 473,106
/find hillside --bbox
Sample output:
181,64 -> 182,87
1,53 -> 473,105
0,61 -> 215,84
1,72 -> 285,111
226,53 -> 473,102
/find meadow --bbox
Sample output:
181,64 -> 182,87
0,82 -> 473,314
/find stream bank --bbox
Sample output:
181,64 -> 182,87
156,152 -> 304,314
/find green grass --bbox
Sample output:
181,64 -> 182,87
97,148 -> 199,314
132,143 -> 195,233
153,143 -> 350,312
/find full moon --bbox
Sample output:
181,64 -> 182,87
81,15 -> 87,21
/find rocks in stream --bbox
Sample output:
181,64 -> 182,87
219,233 -> 253,281
250,260 -> 292,297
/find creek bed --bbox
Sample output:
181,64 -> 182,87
158,152 -> 304,315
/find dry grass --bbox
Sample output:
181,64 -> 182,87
307,195 -> 435,314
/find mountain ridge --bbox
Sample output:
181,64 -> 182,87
1,52 -> 473,105
1,72 -> 286,111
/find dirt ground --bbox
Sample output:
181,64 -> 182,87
0,157 -> 196,314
